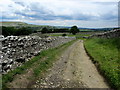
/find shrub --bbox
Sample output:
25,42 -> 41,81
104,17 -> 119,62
62,33 -> 67,36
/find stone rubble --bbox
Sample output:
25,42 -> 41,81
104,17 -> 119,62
0,35 -> 75,74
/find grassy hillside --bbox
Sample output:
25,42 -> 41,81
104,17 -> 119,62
1,22 -> 28,27
84,38 -> 120,89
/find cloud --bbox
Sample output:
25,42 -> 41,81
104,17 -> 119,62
0,0 -> 118,27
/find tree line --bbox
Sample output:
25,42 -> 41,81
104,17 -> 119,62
2,26 -> 79,36
41,26 -> 79,35
2,26 -> 34,36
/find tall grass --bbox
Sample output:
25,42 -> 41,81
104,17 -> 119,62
84,38 -> 120,89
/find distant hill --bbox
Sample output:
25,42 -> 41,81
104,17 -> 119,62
1,21 -> 118,31
1,21 -> 29,27
1,21 -> 57,31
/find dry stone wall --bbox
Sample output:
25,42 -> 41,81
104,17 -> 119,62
87,29 -> 120,38
0,35 -> 75,74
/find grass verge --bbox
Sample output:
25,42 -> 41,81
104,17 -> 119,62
2,39 -> 77,89
84,38 -> 120,89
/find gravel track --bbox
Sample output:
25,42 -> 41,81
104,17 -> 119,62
32,40 -> 109,88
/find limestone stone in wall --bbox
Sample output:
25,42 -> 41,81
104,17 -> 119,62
1,35 -> 75,74
86,29 -> 120,39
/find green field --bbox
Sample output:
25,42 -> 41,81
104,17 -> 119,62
84,38 -> 120,89
47,32 -> 94,37
47,31 -> 105,37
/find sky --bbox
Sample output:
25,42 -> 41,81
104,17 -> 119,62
0,0 -> 119,28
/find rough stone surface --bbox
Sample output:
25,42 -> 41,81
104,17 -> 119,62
0,35 -> 75,74
86,29 -> 120,38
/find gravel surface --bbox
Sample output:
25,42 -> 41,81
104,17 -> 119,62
32,40 -> 109,88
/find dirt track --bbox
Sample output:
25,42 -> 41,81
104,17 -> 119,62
32,40 -> 109,88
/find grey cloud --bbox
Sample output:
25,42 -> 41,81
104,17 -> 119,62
15,2 -> 25,7
1,0 -> 118,28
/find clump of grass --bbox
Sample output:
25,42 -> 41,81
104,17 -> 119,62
84,38 -> 120,89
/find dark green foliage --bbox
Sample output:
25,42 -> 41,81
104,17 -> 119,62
62,33 -> 67,37
15,27 -> 33,35
2,26 -> 17,36
41,27 -> 49,34
70,26 -> 79,35
2,26 -> 33,36
41,27 -> 69,33
53,28 -> 69,33
113,28 -> 120,30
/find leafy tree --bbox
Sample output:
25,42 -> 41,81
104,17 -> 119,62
41,27 -> 49,34
15,27 -> 32,35
2,26 -> 17,36
70,26 -> 79,35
